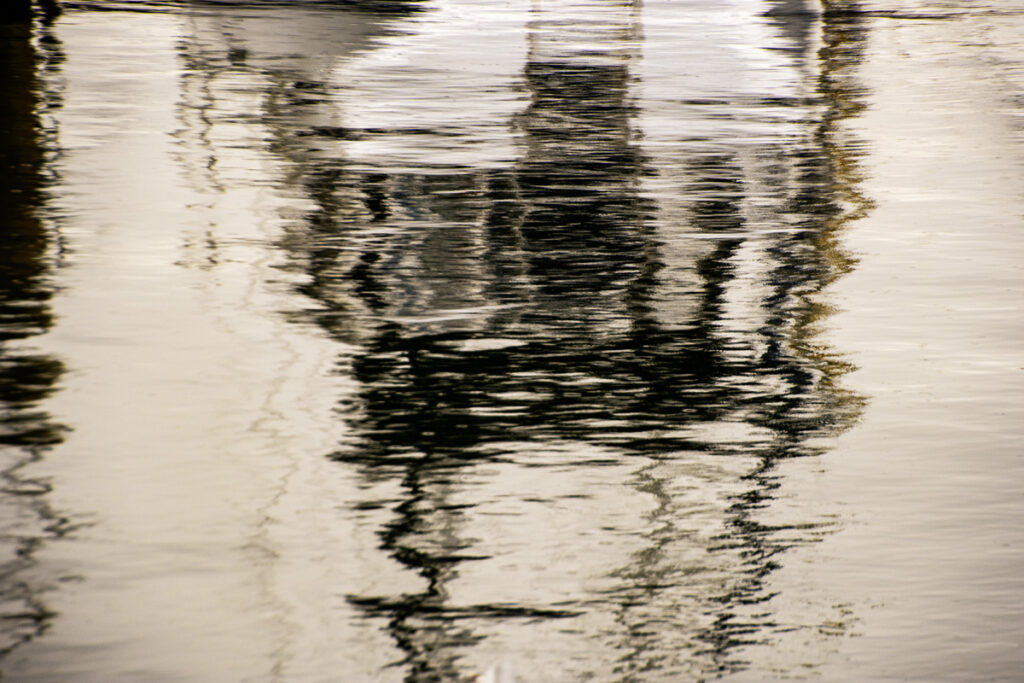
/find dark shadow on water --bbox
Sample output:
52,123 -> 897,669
0,13 -> 67,665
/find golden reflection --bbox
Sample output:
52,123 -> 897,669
792,0 -> 874,428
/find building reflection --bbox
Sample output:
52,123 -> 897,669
174,0 -> 869,678
0,12 -> 66,662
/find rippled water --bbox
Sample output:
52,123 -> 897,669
1,1 -> 1022,681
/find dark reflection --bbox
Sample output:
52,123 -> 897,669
328,9 -> 660,677
176,0 -> 869,678
0,13 -> 66,663
305,5 -> 863,681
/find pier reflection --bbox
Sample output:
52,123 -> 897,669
174,0 -> 869,678
0,15 -> 66,660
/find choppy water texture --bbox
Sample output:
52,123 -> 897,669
1,1 -> 1022,681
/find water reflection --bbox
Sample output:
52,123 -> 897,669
0,13 -> 67,660
694,3 -> 872,671
177,0 -> 868,679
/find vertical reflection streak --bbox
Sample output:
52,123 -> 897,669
0,12 -> 66,663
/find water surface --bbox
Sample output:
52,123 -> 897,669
0,1 -> 1022,681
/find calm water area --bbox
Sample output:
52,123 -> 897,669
1,1 -> 1023,680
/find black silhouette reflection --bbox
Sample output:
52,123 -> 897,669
174,0 -> 869,678
0,14 -> 66,663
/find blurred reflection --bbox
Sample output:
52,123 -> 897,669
173,0 -> 869,678
0,14 -> 66,662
